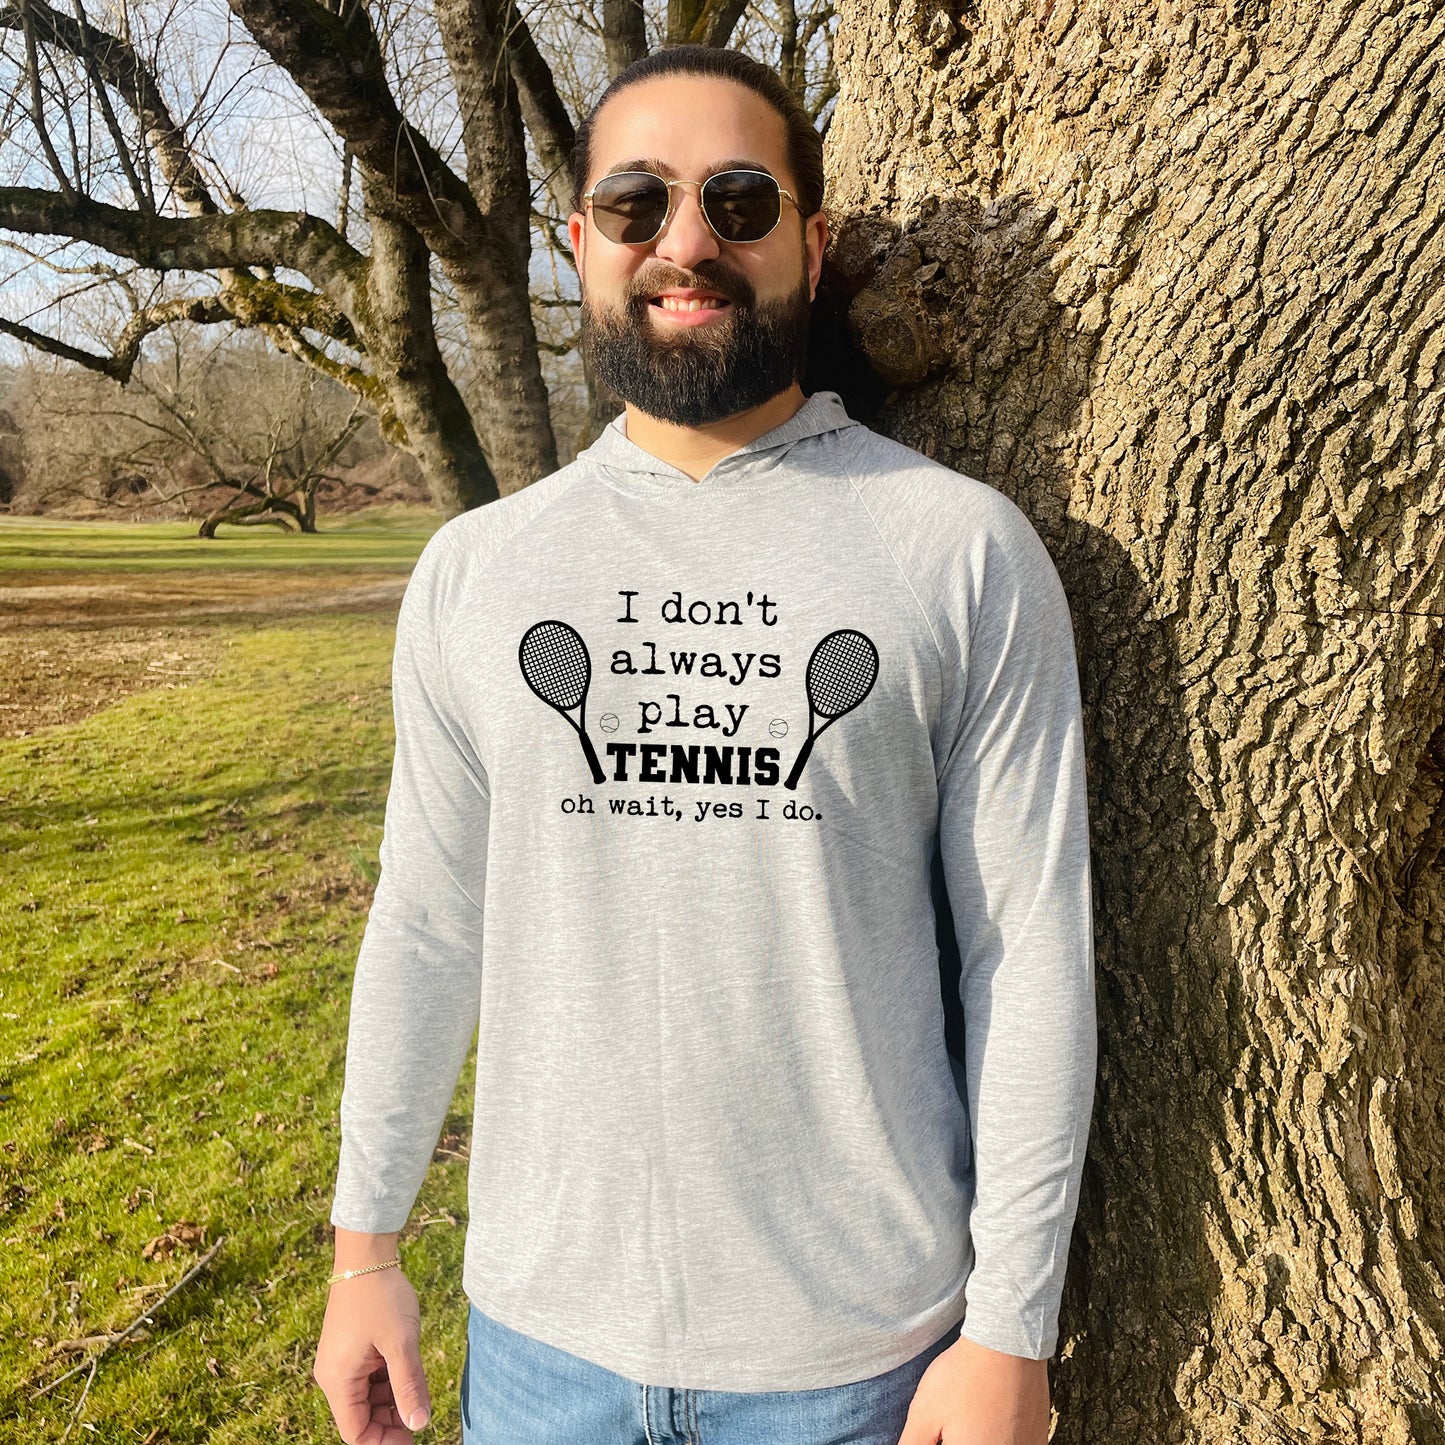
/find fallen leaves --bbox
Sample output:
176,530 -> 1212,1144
433,1130 -> 470,1163
141,1220 -> 207,1260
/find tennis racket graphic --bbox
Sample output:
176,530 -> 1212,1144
519,620 -> 606,785
783,628 -> 880,790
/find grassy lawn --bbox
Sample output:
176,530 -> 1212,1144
0,514 -> 476,1443
0,508 -> 440,573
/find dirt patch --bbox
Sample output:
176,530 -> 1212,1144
0,567 -> 407,737
0,569 -> 408,632
0,628 -> 223,739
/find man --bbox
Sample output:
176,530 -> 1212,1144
314,43 -> 1096,1445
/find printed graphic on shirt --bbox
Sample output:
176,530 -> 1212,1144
518,620 -> 606,784
784,628 -> 879,790
518,592 -> 878,816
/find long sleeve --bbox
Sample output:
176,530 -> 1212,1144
938,510 -> 1097,1361
330,531 -> 490,1233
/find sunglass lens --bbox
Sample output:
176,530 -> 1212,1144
591,173 -> 669,244
703,171 -> 782,242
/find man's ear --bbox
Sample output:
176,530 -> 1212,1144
568,211 -> 587,286
806,211 -> 829,300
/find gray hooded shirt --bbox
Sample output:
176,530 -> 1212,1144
329,390 -> 1097,1390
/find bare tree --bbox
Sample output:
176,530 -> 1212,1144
0,0 -> 838,514
11,331 -> 380,532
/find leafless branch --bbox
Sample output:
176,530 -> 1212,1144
31,1237 -> 227,1404
16,0 -> 75,194
0,186 -> 368,311
67,0 -> 152,211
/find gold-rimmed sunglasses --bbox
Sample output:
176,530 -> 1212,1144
583,169 -> 802,246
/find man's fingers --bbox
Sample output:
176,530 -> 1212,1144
895,1405 -> 942,1445
337,1406 -> 417,1445
321,1357 -> 383,1443
316,1268 -> 429,1440
361,1417 -> 418,1445
380,1341 -> 432,1433
320,1355 -> 425,1443
896,1427 -> 941,1445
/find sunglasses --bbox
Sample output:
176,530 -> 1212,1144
583,169 -> 802,246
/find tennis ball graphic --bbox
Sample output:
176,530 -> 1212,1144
598,713 -> 620,734
769,718 -> 789,739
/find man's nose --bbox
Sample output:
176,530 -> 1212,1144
651,182 -> 721,269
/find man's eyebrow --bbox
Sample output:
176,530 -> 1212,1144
601,157 -> 778,180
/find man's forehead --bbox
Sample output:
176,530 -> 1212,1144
598,155 -> 782,182
588,75 -> 791,177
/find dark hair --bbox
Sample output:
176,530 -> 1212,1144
570,46 -> 825,218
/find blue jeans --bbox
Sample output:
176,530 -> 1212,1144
459,1301 -> 962,1445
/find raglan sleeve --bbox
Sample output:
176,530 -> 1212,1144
936,499 -> 1097,1361
329,526 -> 490,1234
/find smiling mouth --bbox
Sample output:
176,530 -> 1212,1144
649,296 -> 732,313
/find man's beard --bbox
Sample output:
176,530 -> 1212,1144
580,261 -> 812,428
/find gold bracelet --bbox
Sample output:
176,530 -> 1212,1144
328,1257 -> 401,1285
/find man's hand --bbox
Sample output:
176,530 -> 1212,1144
896,1334 -> 1050,1445
314,1251 -> 432,1444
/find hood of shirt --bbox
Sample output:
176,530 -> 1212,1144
576,389 -> 863,496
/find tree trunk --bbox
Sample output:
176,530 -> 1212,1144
604,0 -> 647,76
826,2 -> 1445,1441
430,0 -> 561,496
359,175 -> 500,515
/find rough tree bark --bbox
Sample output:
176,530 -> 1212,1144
826,1 -> 1445,1441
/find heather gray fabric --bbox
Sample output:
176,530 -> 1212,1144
330,390 -> 1097,1390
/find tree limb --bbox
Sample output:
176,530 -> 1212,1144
699,0 -> 749,48
30,1237 -> 226,1402
227,0 -> 558,498
0,0 -> 217,213
259,324 -> 385,408
65,0 -> 153,212
432,0 -> 528,251
503,0 -> 576,217
0,313 -> 139,379
225,0 -> 495,271
222,273 -> 360,348
15,0 -> 75,195
664,0 -> 748,48
0,186 -> 368,312
359,166 -> 498,511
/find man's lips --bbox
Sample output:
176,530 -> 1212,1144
647,287 -> 734,325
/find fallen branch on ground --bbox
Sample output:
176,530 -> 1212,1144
30,1233 -> 227,1438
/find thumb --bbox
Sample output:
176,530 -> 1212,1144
382,1338 -> 432,1432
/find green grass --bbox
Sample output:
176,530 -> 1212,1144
0,507 -> 442,573
0,570 -> 474,1440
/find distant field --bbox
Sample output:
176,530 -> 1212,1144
0,509 -> 440,573
0,510 -> 442,739
0,513 -> 475,1443
0,509 -> 440,637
